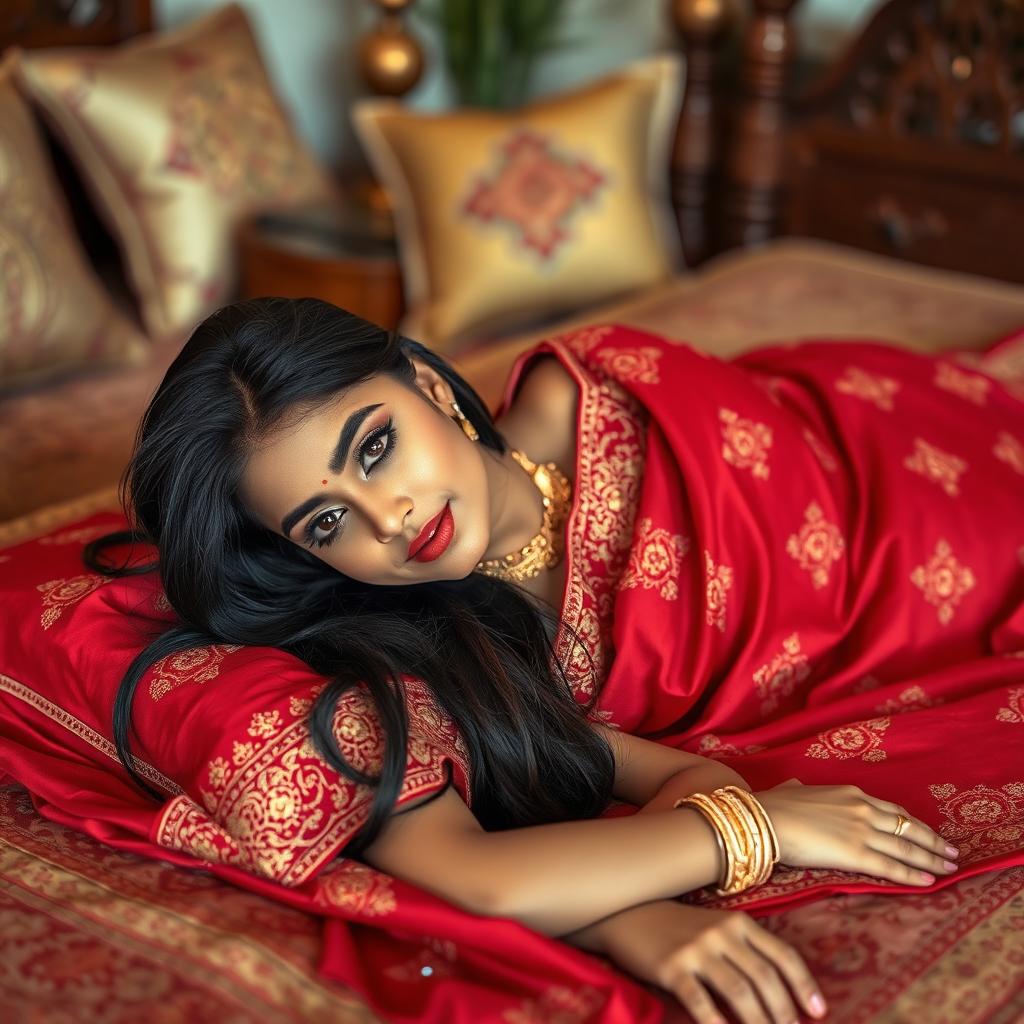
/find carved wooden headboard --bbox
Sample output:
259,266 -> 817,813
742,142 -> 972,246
722,0 -> 1024,284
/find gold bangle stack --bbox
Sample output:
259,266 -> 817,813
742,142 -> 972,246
673,786 -> 780,896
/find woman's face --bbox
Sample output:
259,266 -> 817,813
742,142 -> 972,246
239,362 -> 494,585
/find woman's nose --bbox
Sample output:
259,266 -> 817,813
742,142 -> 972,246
367,496 -> 413,543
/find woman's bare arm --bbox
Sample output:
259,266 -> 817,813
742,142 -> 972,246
362,785 -> 725,935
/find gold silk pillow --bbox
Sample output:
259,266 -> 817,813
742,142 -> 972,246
0,55 -> 146,388
17,4 -> 338,339
354,57 -> 682,351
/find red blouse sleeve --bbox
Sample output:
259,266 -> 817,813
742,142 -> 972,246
142,645 -> 471,887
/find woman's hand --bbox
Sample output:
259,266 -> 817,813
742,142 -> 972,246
598,900 -> 827,1024
756,779 -> 960,886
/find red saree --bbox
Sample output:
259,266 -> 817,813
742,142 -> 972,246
1,323 -> 1023,1022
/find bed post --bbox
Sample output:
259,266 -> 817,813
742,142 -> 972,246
669,0 -> 728,267
720,0 -> 801,251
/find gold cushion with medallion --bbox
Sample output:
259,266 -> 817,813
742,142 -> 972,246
354,56 -> 683,351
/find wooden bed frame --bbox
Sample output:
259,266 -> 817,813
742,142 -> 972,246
4,0 -> 1021,285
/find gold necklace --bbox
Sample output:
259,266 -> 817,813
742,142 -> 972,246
475,449 -> 573,584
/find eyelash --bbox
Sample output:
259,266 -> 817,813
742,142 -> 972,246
304,419 -> 398,549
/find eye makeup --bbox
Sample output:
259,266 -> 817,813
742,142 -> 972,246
302,416 -> 398,549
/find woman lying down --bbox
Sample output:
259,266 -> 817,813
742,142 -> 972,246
88,299 -> 1024,1024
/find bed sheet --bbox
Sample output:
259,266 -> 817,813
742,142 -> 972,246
3,778 -> 1022,1022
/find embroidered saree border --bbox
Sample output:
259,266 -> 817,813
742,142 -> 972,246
154,678 -> 466,887
0,670 -> 181,795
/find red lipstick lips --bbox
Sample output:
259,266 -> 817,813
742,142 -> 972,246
408,502 -> 455,562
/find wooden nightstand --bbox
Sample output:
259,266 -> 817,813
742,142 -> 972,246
238,201 -> 404,330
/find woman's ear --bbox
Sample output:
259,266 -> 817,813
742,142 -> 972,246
410,357 -> 456,411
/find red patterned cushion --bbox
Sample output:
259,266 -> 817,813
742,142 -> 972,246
0,509 -> 470,885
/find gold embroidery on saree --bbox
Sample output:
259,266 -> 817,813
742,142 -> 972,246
873,684 -> 943,715
993,430 -> 1024,475
786,502 -> 844,590
157,677 -> 470,886
904,438 -> 967,496
591,345 -> 662,384
36,573 -> 108,629
619,517 -> 689,601
835,365 -> 900,411
806,718 -> 891,763
996,687 -> 1024,724
934,361 -> 991,405
148,644 -> 242,702
753,633 -> 811,714
719,407 -> 772,480
910,539 -> 976,625
928,781 -> 1024,859
696,734 -> 767,759
549,342 -> 646,702
313,860 -> 397,917
704,550 -> 734,632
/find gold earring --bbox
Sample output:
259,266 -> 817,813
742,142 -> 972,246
451,400 -> 479,442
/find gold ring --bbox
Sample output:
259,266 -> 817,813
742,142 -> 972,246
893,814 -> 910,837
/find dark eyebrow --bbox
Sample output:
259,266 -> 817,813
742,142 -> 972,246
279,402 -> 382,538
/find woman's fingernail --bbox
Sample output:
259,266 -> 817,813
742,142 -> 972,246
809,993 -> 827,1017
920,871 -> 935,883
945,844 -> 959,858
943,860 -> 958,872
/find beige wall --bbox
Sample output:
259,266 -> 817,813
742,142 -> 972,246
155,0 -> 883,165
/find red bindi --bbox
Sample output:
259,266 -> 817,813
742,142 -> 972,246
322,479 -> 328,486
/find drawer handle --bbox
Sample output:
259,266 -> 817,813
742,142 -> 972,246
870,197 -> 949,251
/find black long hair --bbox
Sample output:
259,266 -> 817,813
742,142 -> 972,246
84,298 -> 614,856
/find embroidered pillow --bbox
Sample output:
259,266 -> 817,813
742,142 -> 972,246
16,4 -> 338,340
354,56 -> 682,351
0,55 -> 145,387
0,506 -> 469,886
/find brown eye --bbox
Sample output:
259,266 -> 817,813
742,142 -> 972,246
308,508 -> 345,548
357,420 -> 397,475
